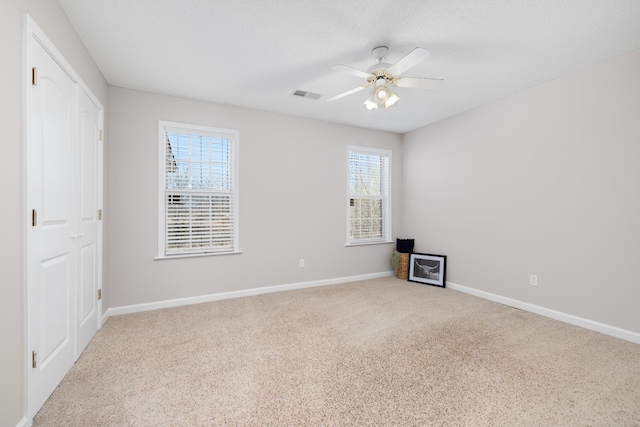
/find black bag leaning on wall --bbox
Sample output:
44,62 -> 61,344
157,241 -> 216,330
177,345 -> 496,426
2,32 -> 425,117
396,239 -> 415,253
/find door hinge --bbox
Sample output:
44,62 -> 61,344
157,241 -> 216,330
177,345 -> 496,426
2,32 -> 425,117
97,289 -> 102,300
32,351 -> 37,368
98,209 -> 103,220
32,67 -> 37,86
99,129 -> 103,141
32,209 -> 37,227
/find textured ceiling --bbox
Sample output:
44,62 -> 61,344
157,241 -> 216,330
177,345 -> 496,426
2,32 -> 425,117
57,0 -> 640,134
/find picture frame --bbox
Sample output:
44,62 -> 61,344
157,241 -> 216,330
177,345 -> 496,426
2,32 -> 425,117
408,253 -> 447,287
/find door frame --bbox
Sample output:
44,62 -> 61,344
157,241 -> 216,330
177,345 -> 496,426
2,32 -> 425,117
23,14 -> 104,420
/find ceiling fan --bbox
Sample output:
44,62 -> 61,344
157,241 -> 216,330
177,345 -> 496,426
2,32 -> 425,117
327,46 -> 443,109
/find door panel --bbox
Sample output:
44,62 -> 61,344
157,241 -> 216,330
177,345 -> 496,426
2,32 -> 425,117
79,243 -> 96,324
79,105 -> 97,222
76,88 -> 100,357
40,76 -> 73,226
40,254 -> 71,366
28,38 -> 77,418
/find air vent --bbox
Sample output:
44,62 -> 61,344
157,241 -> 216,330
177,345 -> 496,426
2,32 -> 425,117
292,89 -> 322,100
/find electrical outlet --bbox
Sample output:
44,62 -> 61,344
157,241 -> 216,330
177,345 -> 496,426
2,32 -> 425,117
299,259 -> 305,268
529,274 -> 538,286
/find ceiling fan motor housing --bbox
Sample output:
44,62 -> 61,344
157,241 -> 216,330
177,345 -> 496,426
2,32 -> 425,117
367,69 -> 398,86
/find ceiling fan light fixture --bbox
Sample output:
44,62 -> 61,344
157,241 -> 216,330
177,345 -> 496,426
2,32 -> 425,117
364,95 -> 378,110
365,78 -> 399,109
375,87 -> 388,101
372,78 -> 390,103
384,92 -> 400,108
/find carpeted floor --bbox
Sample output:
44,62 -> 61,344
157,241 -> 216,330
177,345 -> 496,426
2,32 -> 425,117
34,277 -> 640,426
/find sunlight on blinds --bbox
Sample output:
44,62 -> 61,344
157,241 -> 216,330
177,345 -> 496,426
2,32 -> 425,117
348,148 -> 390,243
163,128 -> 236,255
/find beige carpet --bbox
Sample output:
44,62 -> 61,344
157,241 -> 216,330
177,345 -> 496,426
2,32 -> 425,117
34,277 -> 640,426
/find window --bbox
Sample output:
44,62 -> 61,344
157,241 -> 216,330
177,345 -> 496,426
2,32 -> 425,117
157,121 -> 239,258
347,146 -> 391,245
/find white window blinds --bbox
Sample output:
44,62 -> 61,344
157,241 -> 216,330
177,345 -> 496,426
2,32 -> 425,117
158,122 -> 239,257
347,146 -> 391,244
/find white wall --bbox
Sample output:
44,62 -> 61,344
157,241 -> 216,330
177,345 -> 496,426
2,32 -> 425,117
402,49 -> 640,334
107,87 -> 402,308
0,1 -> 108,425
0,4 -> 24,425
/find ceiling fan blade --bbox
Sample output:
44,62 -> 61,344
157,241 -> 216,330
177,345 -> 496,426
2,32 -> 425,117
326,85 -> 369,101
386,47 -> 432,76
395,77 -> 444,89
326,85 -> 369,102
332,64 -> 372,80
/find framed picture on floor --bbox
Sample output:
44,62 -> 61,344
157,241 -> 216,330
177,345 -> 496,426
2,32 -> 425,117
408,253 -> 446,287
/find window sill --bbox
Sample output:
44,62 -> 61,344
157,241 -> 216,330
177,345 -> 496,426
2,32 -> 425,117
345,241 -> 393,247
155,250 -> 243,260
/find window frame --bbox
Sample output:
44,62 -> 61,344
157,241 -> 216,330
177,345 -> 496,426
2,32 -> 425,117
346,145 -> 392,246
156,120 -> 240,259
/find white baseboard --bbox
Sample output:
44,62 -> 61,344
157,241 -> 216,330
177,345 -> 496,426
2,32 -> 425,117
16,416 -> 30,427
107,271 -> 394,318
447,281 -> 640,344
100,309 -> 110,326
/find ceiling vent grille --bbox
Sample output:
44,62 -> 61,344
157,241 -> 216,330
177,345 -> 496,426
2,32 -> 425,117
292,89 -> 322,100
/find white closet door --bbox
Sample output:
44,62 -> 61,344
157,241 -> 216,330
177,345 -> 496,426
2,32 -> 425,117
76,88 -> 101,357
28,38 -> 77,417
